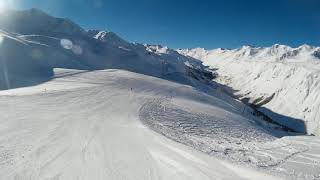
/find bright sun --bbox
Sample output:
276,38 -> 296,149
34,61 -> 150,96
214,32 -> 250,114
0,1 -> 9,11
0,35 -> 3,45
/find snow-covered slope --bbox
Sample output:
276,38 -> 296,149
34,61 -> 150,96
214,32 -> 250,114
1,8 -> 320,179
0,68 -> 319,180
179,45 -> 320,135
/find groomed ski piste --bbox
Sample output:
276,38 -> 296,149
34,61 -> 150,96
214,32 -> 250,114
0,9 -> 320,180
0,69 -> 319,180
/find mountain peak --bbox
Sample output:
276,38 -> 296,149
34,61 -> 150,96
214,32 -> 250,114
88,30 -> 127,45
0,8 -> 85,37
179,43 -> 320,62
241,45 -> 257,49
298,44 -> 314,51
29,8 -> 48,15
87,30 -> 133,49
271,44 -> 290,49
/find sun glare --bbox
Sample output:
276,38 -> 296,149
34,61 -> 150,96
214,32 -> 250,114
0,34 -> 4,45
0,0 -> 15,11
0,1 -> 6,11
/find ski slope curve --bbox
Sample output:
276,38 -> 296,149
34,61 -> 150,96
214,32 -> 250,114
0,69 -> 278,180
0,69 -> 319,180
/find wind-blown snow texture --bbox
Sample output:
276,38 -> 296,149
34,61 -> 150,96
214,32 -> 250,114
179,45 -> 320,136
0,9 -> 320,180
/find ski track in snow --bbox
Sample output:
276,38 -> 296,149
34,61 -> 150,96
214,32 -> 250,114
139,95 -> 320,177
0,69 -> 319,180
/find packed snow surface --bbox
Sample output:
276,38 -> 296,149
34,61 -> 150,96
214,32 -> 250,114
0,69 -> 319,180
179,45 -> 320,135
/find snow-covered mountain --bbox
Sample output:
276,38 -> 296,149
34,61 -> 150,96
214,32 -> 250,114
179,44 -> 320,63
179,45 -> 320,135
0,8 -> 86,37
0,8 -> 213,91
1,8 -> 320,179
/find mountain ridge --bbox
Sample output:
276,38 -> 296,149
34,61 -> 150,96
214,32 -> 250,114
178,44 -> 320,62
179,45 -> 320,135
0,8 -> 214,91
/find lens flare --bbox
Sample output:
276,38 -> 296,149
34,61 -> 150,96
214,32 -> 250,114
72,45 -> 83,55
0,35 -> 4,45
60,39 -> 73,50
0,1 -> 7,11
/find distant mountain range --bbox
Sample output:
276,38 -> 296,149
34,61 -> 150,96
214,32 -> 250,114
178,44 -> 320,62
179,45 -> 320,135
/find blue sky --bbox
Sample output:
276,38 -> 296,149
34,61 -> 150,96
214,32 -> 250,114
6,0 -> 320,49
